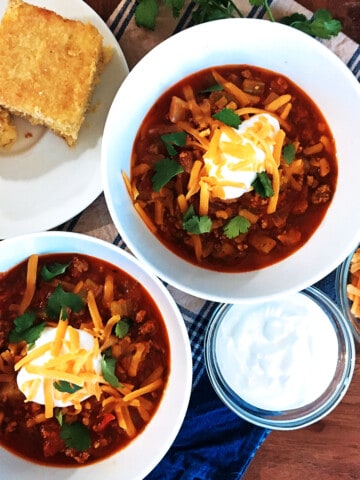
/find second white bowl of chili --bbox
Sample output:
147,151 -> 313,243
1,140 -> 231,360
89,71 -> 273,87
0,231 -> 192,480
102,18 -> 360,303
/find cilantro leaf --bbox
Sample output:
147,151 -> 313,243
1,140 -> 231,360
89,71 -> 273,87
101,354 -> 120,387
55,410 -> 63,426
191,0 -> 242,24
46,285 -> 84,320
213,108 -> 241,129
252,171 -> 274,198
161,131 -> 187,156
114,318 -> 131,339
182,205 -> 212,235
201,83 -> 223,93
12,311 -> 36,332
8,311 -> 45,345
310,9 -> 342,39
41,262 -> 69,282
152,157 -> 184,192
164,0 -> 186,18
54,381 -> 82,394
60,422 -> 91,451
133,1 -> 341,42
280,9 -> 342,39
282,143 -> 296,165
134,0 -> 159,30
224,216 -> 251,239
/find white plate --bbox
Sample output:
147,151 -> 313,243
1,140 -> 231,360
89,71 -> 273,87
0,0 -> 129,238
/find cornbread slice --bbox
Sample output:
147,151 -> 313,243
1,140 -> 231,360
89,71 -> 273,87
0,0 -> 105,146
0,108 -> 17,147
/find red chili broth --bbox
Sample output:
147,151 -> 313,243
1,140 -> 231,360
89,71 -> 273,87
0,253 -> 170,466
130,65 -> 338,272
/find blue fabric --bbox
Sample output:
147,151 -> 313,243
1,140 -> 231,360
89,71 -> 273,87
145,370 -> 269,480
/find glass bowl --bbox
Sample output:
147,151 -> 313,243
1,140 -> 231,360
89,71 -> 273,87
204,287 -> 355,430
336,243 -> 360,343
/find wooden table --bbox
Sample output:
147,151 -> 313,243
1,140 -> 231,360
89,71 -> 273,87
85,1 -> 360,478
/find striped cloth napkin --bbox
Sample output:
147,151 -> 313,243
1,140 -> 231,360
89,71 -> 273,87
59,1 -> 359,478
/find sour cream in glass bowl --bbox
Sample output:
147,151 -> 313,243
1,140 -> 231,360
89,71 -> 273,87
204,287 -> 355,430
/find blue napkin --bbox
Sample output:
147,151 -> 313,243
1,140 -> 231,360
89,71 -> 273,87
145,370 -> 269,480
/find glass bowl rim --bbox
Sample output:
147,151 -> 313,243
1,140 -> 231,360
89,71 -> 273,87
336,243 -> 360,343
204,286 -> 355,430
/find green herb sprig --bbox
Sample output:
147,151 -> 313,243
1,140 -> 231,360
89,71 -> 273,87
134,0 -> 341,40
46,285 -> 84,320
59,421 -> 91,451
101,350 -> 121,388
251,171 -> 274,198
213,108 -> 241,129
223,215 -> 251,239
8,311 -> 45,345
182,205 -> 212,235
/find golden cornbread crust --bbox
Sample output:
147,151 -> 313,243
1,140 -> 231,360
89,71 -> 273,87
0,107 -> 17,146
0,0 -> 105,146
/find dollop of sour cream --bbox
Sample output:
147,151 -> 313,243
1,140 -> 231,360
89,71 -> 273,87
17,326 -> 102,407
203,113 -> 280,200
215,292 -> 339,411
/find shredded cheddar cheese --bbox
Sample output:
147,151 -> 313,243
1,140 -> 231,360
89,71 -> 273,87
16,321 -> 103,418
51,318 -> 68,357
347,248 -> 360,318
87,290 -> 104,331
266,94 -> 292,112
18,254 -> 38,315
199,114 -> 281,209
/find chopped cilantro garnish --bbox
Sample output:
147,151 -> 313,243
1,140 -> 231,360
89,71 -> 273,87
224,216 -> 251,239
201,83 -> 223,93
55,409 -> 63,426
213,108 -> 241,129
46,285 -> 84,320
114,318 -> 131,339
192,0 -> 240,23
280,9 -> 342,39
282,143 -> 296,165
134,1 -> 341,41
161,131 -> 187,156
41,262 -> 69,282
252,171 -> 274,198
152,157 -> 184,192
8,311 -> 45,345
54,381 -> 82,394
60,421 -> 91,452
182,205 -> 212,235
101,354 -> 120,387
134,0 -> 159,30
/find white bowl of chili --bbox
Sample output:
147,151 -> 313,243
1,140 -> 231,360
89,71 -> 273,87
0,231 -> 192,480
102,18 -> 360,303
